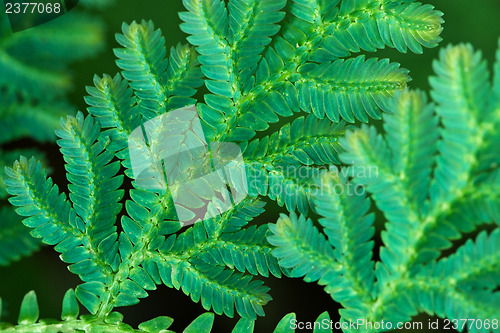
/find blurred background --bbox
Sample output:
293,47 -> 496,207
0,0 -> 499,332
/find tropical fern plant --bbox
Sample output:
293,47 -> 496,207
0,0 -> 113,265
1,0 -> 444,331
269,41 -> 500,332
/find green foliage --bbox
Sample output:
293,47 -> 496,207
188,0 -> 443,142
269,42 -> 500,332
1,0 -> 445,331
0,290 -> 335,332
0,2 -> 111,266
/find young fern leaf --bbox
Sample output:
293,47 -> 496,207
228,0 -> 286,77
270,42 -> 500,331
56,112 -> 123,270
85,73 -> 142,162
268,213 -> 339,283
313,173 -> 376,316
286,0 -> 443,60
114,21 -> 169,119
429,44 -> 490,208
115,21 -> 203,120
203,225 -> 282,278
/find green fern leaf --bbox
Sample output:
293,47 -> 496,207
85,73 -> 141,156
313,172 -> 375,310
115,21 -> 202,119
287,0 -> 443,59
295,56 -> 410,123
243,115 -> 345,214
18,291 -> 39,325
205,225 -> 282,278
1,0 -> 450,330
114,20 -> 169,119
4,157 -> 117,313
383,89 -> 439,209
166,43 -> 204,110
429,44 -> 490,207
268,213 -> 338,282
414,230 -> 500,324
183,312 -> 214,333
155,257 -> 271,319
182,0 -> 443,143
228,0 -> 286,75
56,112 -> 123,270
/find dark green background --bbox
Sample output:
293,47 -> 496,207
1,0 -> 499,332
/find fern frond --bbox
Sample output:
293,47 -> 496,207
296,42 -> 500,329
179,0 -> 442,144
0,148 -> 49,199
0,207 -> 40,266
287,0 -> 443,61
296,56 -> 410,123
241,115 -> 345,214
419,175 -> 500,265
338,1 -> 443,54
154,256 -> 271,319
428,230 -> 500,291
429,44 -> 490,207
220,199 -> 266,233
243,114 -> 345,166
383,89 -> 439,210
313,172 -> 375,311
85,73 -> 141,156
165,43 -> 204,110
414,231 -> 500,325
229,47 -> 299,136
180,0 -> 232,96
268,213 -> 339,283
441,182 -> 500,230
111,193 -> 182,308
204,225 -> 282,278
55,112 -> 123,270
245,163 -> 319,214
5,157 -> 83,245
114,21 -> 203,121
340,125 -> 422,277
4,157 -> 118,314
228,0 -> 286,77
114,20 -> 169,119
